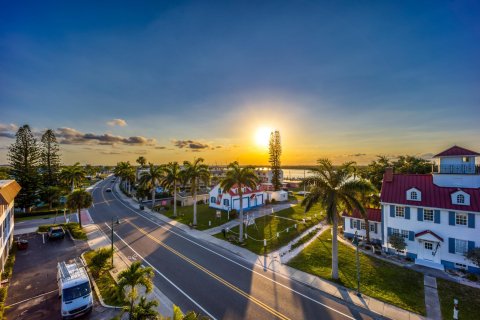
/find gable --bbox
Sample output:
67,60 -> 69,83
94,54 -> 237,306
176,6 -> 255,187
406,188 -> 421,201
451,190 -> 470,206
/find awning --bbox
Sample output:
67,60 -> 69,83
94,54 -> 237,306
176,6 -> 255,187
415,230 -> 444,242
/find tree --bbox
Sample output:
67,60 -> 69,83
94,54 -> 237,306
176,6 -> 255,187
302,159 -> 373,279
130,296 -> 159,320
388,234 -> 407,253
220,161 -> 259,242
465,247 -> 480,267
393,155 -> 432,174
66,189 -> 92,228
40,129 -> 61,187
355,184 -> 379,243
7,124 -> 41,212
183,158 -> 210,227
161,162 -> 182,217
136,156 -> 147,168
41,185 -> 62,210
139,163 -> 164,209
269,130 -> 282,191
114,161 -> 135,193
60,163 -> 86,192
358,155 -> 391,191
117,261 -> 154,320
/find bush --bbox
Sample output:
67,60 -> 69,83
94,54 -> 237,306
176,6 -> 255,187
90,248 -> 113,277
265,199 -> 271,205
229,209 -> 237,219
466,273 -> 478,282
271,198 -> 277,204
37,222 -> 87,240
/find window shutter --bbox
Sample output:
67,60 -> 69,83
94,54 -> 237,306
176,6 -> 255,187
449,211 -> 455,226
468,213 -> 475,228
468,241 -> 475,252
408,231 -> 414,241
390,205 -> 395,217
434,210 -> 441,224
405,207 -> 410,220
387,227 -> 392,236
374,223 -> 378,233
448,238 -> 455,254
417,208 -> 423,221
350,218 -> 353,229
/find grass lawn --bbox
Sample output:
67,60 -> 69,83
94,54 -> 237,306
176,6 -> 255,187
161,204 -> 232,230
214,201 -> 325,254
437,278 -> 480,320
287,230 -> 426,315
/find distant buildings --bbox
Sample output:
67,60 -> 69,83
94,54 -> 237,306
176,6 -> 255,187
0,180 -> 21,272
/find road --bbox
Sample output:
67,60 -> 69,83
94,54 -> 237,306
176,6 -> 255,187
89,178 -> 383,320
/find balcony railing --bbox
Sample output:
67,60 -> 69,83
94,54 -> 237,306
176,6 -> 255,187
437,164 -> 479,174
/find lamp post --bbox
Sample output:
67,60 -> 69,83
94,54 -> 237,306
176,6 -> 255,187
353,230 -> 361,297
111,216 -> 120,268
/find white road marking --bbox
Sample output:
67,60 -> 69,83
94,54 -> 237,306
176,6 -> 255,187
103,182 -> 358,320
104,222 -> 216,320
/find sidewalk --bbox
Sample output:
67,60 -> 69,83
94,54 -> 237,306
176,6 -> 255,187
83,223 -> 174,318
114,183 -> 424,320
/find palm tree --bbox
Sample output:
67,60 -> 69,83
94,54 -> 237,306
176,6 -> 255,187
117,261 -> 154,320
139,163 -> 164,209
66,189 -> 93,228
220,161 -> 259,242
114,161 -> 134,191
302,159 -> 373,279
60,162 -> 86,192
356,186 -> 379,244
183,158 -> 210,227
129,296 -> 158,320
136,156 -> 147,168
160,162 -> 182,217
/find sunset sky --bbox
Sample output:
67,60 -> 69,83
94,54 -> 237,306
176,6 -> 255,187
1,1 -> 479,166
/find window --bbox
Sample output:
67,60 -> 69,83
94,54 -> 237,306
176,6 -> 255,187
352,220 -> 358,229
218,188 -> 222,194
457,194 -> 465,204
370,224 -> 375,232
360,221 -> 366,230
455,263 -> 467,270
455,239 -> 468,254
410,191 -> 418,200
424,242 -> 433,250
211,197 -> 216,204
392,228 -> 400,237
223,199 -> 229,206
401,230 -> 409,239
395,207 -> 405,218
462,157 -> 470,163
455,213 -> 467,226
424,209 -> 434,222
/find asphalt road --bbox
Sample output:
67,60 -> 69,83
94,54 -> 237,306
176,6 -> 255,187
89,179 -> 383,320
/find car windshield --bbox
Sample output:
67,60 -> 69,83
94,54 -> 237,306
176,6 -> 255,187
63,282 -> 91,302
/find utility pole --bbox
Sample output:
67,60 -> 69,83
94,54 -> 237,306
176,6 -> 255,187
354,231 -> 361,297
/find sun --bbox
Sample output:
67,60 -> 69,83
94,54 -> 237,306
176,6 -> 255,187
255,127 -> 272,148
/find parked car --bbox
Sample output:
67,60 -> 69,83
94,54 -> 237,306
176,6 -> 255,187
105,188 -> 112,192
48,226 -> 65,240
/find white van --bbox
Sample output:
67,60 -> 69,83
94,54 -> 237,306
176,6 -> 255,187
57,259 -> 94,319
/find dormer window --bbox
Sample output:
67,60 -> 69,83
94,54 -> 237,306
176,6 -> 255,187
406,188 -> 421,201
457,194 -> 465,204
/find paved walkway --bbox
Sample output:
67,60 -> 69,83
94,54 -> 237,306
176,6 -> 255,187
114,183 -> 424,320
423,275 -> 441,320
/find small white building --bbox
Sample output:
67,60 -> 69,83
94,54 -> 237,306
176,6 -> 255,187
209,183 -> 266,211
0,180 -> 21,272
342,208 -> 382,244
267,190 -> 289,202
380,146 -> 480,274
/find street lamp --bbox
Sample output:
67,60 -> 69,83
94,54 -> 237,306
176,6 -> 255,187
353,230 -> 361,297
111,216 -> 120,268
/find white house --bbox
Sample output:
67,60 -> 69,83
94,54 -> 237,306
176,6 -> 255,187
209,183 -> 266,211
0,180 -> 21,272
342,208 -> 382,244
380,146 -> 480,274
267,190 -> 289,202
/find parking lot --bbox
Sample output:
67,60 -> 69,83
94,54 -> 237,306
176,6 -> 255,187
5,231 -> 118,320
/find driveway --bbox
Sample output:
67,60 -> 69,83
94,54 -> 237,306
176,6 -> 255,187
5,232 -> 119,320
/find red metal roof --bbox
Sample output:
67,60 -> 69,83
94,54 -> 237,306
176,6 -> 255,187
342,208 -> 381,222
415,230 -> 444,242
433,146 -> 480,157
381,174 -> 480,212
226,184 -> 266,196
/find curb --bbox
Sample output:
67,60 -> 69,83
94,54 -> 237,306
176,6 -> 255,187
80,252 -> 123,310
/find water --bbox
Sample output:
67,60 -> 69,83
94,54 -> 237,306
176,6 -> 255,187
283,169 -> 315,180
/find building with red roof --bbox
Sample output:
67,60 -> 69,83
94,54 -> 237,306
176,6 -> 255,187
342,208 -> 382,244
380,146 -> 480,274
209,183 -> 267,211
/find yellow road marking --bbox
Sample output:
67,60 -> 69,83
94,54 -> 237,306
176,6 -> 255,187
125,219 -> 291,320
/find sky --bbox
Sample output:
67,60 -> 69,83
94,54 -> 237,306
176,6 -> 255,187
1,0 -> 479,166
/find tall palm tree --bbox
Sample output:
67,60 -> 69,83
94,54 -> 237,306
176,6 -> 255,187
66,189 -> 93,228
302,159 -> 373,279
139,163 -> 164,209
220,161 -> 259,242
356,186 -> 379,243
60,162 -> 86,192
160,162 -> 182,217
183,158 -> 210,227
117,261 -> 154,320
129,296 -> 158,320
114,161 -> 134,191
136,156 -> 147,168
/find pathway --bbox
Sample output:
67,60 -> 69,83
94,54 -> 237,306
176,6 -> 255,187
423,275 -> 441,320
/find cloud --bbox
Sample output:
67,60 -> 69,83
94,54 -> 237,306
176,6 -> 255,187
0,123 -> 18,138
348,153 -> 367,157
155,146 -> 166,149
55,127 -> 156,146
172,139 -> 210,151
107,118 -> 127,127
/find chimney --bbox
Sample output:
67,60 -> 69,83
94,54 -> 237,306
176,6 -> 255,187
384,167 -> 394,182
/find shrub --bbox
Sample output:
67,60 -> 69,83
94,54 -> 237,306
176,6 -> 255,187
90,248 -> 113,277
466,273 -> 478,282
265,199 -> 271,205
229,209 -> 237,219
271,198 -> 277,204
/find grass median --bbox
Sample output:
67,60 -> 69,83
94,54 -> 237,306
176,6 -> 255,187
287,230 -> 426,315
437,278 -> 480,320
